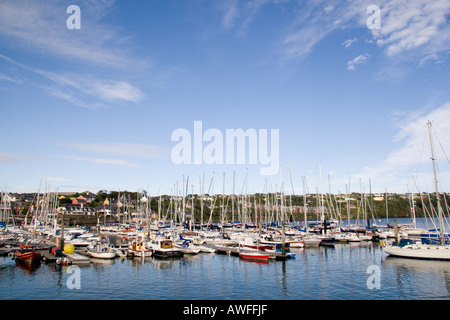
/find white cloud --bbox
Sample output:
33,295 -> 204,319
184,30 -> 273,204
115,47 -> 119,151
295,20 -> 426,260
222,0 -> 240,29
45,177 -> 71,182
64,156 -> 139,168
273,0 -> 450,67
0,73 -> 23,84
219,0 -> 273,36
350,103 -> 450,192
0,0 -> 137,68
68,143 -> 167,160
0,152 -> 41,163
0,55 -> 144,109
347,53 -> 370,71
94,81 -> 144,103
342,37 -> 357,48
371,0 -> 450,62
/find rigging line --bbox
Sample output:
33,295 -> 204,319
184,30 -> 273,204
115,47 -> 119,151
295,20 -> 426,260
433,127 -> 450,165
413,130 -> 428,178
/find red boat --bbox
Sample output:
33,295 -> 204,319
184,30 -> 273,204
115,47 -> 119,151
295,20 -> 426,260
14,250 -> 42,266
239,252 -> 270,261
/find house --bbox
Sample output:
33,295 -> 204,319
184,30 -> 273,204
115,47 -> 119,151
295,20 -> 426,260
64,203 -> 95,215
95,205 -> 116,216
71,195 -> 87,205
84,192 -> 97,203
11,201 -> 27,214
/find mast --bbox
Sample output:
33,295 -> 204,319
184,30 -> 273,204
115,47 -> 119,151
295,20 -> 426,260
303,176 -> 308,234
408,171 -> 417,228
221,172 -> 225,233
427,121 -> 445,245
385,188 -> 389,226
347,178 -> 351,230
191,184 -> 194,231
319,163 -> 325,234
232,171 -> 235,232
158,189 -> 162,225
200,174 -> 204,231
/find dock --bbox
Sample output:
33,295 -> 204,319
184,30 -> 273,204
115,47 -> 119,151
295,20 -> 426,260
36,249 -> 91,265
214,245 -> 241,256
63,251 -> 91,264
213,245 -> 294,261
37,249 -> 58,263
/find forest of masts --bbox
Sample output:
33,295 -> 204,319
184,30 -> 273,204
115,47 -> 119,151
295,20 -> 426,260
2,175 -> 449,228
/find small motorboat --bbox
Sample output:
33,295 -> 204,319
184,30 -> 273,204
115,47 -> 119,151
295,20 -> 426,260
149,238 -> 182,258
174,240 -> 201,254
87,241 -> 116,259
128,238 -> 152,257
14,247 -> 42,266
239,252 -> 270,261
195,244 -> 216,253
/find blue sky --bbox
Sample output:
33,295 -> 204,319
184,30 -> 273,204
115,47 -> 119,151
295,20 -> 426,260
1,0 -> 450,196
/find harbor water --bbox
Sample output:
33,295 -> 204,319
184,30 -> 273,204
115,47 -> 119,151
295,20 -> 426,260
1,218 -> 449,300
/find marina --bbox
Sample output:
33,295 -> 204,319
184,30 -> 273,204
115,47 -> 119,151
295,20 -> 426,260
0,217 -> 450,300
1,123 -> 449,300
1,0 -> 450,308
1,223 -> 450,301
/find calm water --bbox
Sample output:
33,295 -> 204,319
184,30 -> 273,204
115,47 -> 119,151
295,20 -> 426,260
1,218 -> 449,300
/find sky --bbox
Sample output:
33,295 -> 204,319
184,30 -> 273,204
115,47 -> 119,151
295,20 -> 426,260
1,0 -> 450,196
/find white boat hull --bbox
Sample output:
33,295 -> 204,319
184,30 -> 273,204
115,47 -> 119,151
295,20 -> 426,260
129,249 -> 152,257
174,245 -> 200,254
383,244 -> 450,260
196,245 -> 215,253
88,251 -> 116,259
303,238 -> 321,247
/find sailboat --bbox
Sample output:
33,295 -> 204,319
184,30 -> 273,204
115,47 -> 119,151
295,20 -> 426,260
383,121 -> 450,260
86,241 -> 116,259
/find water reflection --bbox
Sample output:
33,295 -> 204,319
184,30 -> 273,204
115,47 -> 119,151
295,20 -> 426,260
382,256 -> 450,298
2,240 -> 450,300
14,259 -> 41,274
238,257 -> 269,265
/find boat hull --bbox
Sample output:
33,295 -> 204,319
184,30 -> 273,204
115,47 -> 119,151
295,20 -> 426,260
383,244 -> 450,260
239,252 -> 269,261
88,251 -> 116,259
15,251 -> 42,265
129,250 -> 152,257
152,249 -> 182,258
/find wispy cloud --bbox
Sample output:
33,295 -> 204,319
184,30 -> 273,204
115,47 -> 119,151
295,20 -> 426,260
347,53 -> 370,71
0,73 -> 23,84
277,0 -> 363,62
370,0 -> 450,63
342,37 -> 358,48
0,0 -> 138,68
221,0 -> 240,30
45,177 -> 71,182
272,0 -> 450,69
64,156 -> 139,168
0,152 -> 42,163
219,0 -> 272,36
350,102 -> 450,192
0,55 -> 144,109
60,142 -> 168,169
68,143 -> 167,160
0,1 -> 149,110
94,81 -> 144,103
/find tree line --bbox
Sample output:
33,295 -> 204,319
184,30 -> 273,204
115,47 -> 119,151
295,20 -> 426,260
61,190 -> 450,223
